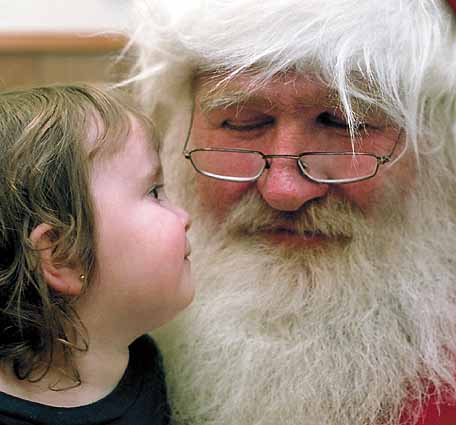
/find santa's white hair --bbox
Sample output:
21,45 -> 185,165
128,0 -> 456,163
127,1 -> 456,424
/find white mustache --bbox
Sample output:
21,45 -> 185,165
222,190 -> 362,240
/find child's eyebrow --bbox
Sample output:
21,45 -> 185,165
144,165 -> 163,184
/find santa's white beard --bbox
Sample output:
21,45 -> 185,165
155,158 -> 456,425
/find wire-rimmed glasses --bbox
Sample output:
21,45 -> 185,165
183,123 -> 402,184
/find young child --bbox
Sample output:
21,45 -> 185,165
0,84 -> 193,424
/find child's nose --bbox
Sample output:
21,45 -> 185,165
175,206 -> 191,231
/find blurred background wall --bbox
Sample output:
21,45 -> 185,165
0,0 -> 133,89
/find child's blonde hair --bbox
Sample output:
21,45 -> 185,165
0,83 -> 155,387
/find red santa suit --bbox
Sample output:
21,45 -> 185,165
401,388 -> 456,425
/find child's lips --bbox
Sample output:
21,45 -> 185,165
184,239 -> 192,258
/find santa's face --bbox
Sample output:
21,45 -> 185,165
155,73 -> 456,425
185,72 -> 415,250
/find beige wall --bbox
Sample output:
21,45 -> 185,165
0,33 -> 130,90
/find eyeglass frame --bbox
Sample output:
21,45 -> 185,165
182,106 -> 403,185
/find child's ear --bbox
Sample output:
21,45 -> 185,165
29,223 -> 83,296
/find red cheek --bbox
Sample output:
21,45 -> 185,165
337,180 -> 383,212
338,155 -> 417,213
195,174 -> 252,220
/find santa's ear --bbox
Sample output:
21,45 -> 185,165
29,223 -> 83,296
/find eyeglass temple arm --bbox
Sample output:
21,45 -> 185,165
182,104 -> 195,154
385,128 -> 403,161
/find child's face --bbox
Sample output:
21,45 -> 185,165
87,117 -> 193,332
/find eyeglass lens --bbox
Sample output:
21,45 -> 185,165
300,154 -> 378,181
191,150 -> 265,179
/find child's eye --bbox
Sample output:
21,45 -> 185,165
148,184 -> 166,201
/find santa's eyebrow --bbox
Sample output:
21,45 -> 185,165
198,86 -> 346,110
198,86 -> 389,124
198,90 -> 258,113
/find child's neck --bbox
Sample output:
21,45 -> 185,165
0,340 -> 130,408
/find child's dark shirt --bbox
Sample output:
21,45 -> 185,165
0,335 -> 170,425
